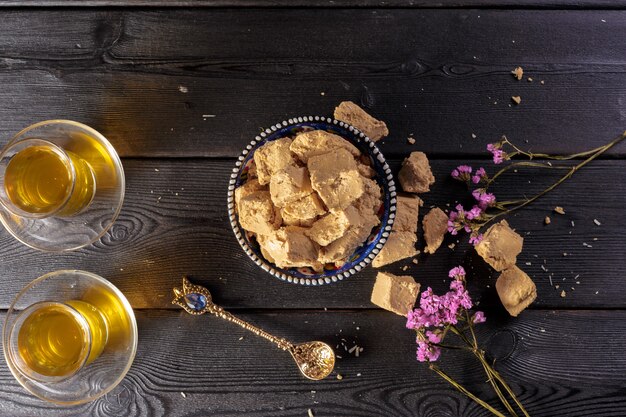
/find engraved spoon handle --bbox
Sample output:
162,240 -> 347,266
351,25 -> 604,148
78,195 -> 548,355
209,304 -> 294,351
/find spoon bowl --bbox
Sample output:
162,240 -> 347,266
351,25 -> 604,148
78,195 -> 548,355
290,341 -> 336,381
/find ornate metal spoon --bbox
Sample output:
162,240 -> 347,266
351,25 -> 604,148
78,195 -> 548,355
172,277 -> 335,380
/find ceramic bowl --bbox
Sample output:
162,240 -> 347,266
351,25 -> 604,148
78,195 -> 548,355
227,116 -> 397,286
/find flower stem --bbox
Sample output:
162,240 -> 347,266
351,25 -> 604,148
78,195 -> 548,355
429,364 -> 508,417
487,161 -> 571,187
485,131 -> 626,227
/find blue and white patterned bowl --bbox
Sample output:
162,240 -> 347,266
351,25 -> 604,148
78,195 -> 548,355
227,116 -> 397,286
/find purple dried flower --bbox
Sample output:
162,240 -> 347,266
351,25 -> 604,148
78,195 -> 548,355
472,311 -> 487,324
451,165 -> 473,182
472,189 -> 497,210
469,233 -> 484,246
472,167 -> 488,184
487,143 -> 507,164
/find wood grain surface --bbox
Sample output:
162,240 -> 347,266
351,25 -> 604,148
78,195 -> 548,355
1,0 -> 626,8
0,9 -> 623,157
0,5 -> 624,417
1,310 -> 625,417
0,158 -> 623,310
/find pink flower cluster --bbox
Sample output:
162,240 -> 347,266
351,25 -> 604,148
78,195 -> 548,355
487,143 -> 507,164
406,266 -> 485,362
472,188 -> 496,210
451,165 -> 489,184
451,165 -> 473,182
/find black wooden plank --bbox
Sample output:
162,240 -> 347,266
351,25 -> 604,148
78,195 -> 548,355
0,158 -> 623,310
1,0 -> 626,8
0,309 -> 625,417
0,9 -> 624,157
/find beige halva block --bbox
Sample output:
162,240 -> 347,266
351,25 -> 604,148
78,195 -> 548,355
423,207 -> 449,254
393,194 -> 421,234
308,148 -> 364,210
257,226 -> 321,271
305,206 -> 361,247
371,272 -> 420,316
333,101 -> 389,142
475,220 -> 523,271
290,130 -> 360,163
237,191 -> 282,235
280,192 -> 327,227
352,177 -> 383,217
254,137 -> 297,185
371,231 -> 418,268
398,151 -> 435,194
269,165 -> 313,208
496,265 -> 537,317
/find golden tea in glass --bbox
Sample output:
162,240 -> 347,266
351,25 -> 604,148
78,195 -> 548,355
3,143 -> 95,217
4,270 -> 137,404
0,120 -> 125,252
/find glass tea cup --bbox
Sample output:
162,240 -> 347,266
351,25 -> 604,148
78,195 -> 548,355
0,120 -> 125,251
3,270 -> 137,405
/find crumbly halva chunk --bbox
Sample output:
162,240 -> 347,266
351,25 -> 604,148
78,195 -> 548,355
319,211 -> 379,264
423,207 -> 449,254
496,265 -> 537,317
234,178 -> 266,207
308,148 -> 364,210
354,177 -> 382,215
238,191 -> 282,235
371,272 -> 420,317
398,151 -> 435,193
393,194 -> 421,234
280,192 -> 327,227
372,231 -> 418,268
254,137 -> 297,185
257,227 -> 322,270
357,163 -> 376,179
475,220 -> 523,271
352,177 -> 382,217
269,165 -> 313,208
305,206 -> 361,246
290,130 -> 360,163
334,101 -> 389,142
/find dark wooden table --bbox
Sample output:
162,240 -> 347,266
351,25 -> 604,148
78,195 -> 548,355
0,1 -> 625,416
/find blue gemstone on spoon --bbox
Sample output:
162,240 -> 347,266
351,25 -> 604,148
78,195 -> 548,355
184,293 -> 207,311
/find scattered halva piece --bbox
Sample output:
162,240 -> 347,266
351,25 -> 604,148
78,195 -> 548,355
352,177 -> 382,217
554,206 -> 565,215
254,137 -> 297,185
333,101 -> 389,142
371,231 -> 418,268
393,194 -> 421,234
280,192 -> 327,227
290,130 -> 360,163
308,148 -> 364,210
371,272 -> 421,317
257,227 -> 322,270
306,206 -> 361,246
423,207 -> 449,254
512,66 -> 524,80
237,191 -> 282,235
234,178 -> 265,207
269,165 -> 312,207
496,265 -> 537,317
475,220 -> 523,271
398,151 -> 435,193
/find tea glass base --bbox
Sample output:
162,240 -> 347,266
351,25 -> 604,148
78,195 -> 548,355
0,120 -> 125,252
3,270 -> 137,405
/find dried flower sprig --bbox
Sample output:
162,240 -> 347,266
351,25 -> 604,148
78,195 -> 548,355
449,131 -> 626,245
407,266 -> 530,417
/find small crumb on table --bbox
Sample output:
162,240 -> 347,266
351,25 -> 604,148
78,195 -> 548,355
544,216 -> 551,225
554,206 -> 565,215
512,66 -> 524,80
512,96 -> 522,105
